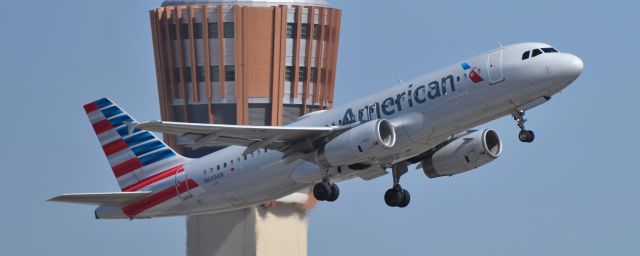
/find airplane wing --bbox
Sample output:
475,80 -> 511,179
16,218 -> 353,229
48,191 -> 152,206
137,121 -> 343,155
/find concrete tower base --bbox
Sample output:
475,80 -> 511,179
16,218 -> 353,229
186,204 -> 308,256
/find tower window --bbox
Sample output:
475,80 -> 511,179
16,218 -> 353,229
196,66 -> 205,82
298,66 -> 307,81
225,65 -> 235,81
169,25 -> 177,40
183,67 -> 192,83
181,23 -> 190,40
300,23 -> 309,39
208,22 -> 218,39
223,22 -> 234,38
210,66 -> 220,82
194,23 -> 203,39
285,66 -> 294,82
286,23 -> 296,38
313,24 -> 320,40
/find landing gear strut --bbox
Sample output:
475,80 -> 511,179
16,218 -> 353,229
512,109 -> 535,143
384,161 -> 411,208
313,179 -> 340,202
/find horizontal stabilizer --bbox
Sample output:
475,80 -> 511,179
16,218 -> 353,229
48,191 -> 152,206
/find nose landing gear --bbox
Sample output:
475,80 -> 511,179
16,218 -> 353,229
384,161 -> 411,208
512,109 -> 535,143
313,179 -> 340,202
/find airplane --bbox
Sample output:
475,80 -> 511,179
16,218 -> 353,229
50,42 -> 583,219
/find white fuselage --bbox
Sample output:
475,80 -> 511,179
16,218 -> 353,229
97,42 -> 583,218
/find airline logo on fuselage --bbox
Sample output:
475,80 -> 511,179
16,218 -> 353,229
462,62 -> 484,83
339,62 -> 483,125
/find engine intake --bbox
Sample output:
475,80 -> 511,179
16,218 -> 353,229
423,129 -> 502,178
318,119 -> 396,167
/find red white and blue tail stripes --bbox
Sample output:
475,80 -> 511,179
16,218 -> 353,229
84,98 -> 189,192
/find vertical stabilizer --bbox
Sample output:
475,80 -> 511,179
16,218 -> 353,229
83,98 -> 190,192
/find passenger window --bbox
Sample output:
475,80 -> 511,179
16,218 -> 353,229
217,165 -> 220,170
522,51 -> 530,60
542,47 -> 558,53
532,49 -> 543,57
224,163 -> 227,168
231,160 -> 234,165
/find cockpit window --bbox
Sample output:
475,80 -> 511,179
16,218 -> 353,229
531,48 -> 543,57
522,47 -> 557,61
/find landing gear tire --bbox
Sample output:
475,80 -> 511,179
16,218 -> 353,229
398,189 -> 411,208
327,183 -> 340,202
384,162 -> 412,208
314,181 -> 340,202
512,110 -> 535,143
313,182 -> 332,201
384,187 -> 401,207
384,185 -> 410,207
518,130 -> 535,143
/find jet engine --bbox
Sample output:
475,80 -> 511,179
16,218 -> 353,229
422,129 -> 502,178
318,119 -> 396,166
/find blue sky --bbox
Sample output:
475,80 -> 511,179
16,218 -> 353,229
1,0 -> 638,255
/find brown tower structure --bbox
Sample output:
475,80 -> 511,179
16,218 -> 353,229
149,0 -> 341,157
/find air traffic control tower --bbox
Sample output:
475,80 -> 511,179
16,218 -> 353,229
148,1 -> 341,255
149,0 -> 341,156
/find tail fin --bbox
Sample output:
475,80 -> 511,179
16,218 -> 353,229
83,98 -> 190,192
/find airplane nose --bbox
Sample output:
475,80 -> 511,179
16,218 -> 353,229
566,54 -> 584,79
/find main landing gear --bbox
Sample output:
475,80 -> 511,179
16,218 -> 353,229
313,179 -> 340,202
384,161 -> 411,208
512,109 -> 535,143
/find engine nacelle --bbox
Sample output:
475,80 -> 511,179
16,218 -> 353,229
422,129 -> 502,178
318,119 -> 396,167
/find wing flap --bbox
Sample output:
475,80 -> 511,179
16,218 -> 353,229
48,191 -> 152,206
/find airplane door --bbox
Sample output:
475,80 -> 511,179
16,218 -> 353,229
175,168 -> 192,200
487,49 -> 505,84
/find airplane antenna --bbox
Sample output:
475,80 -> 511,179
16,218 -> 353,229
397,78 -> 404,83
496,41 -> 503,48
